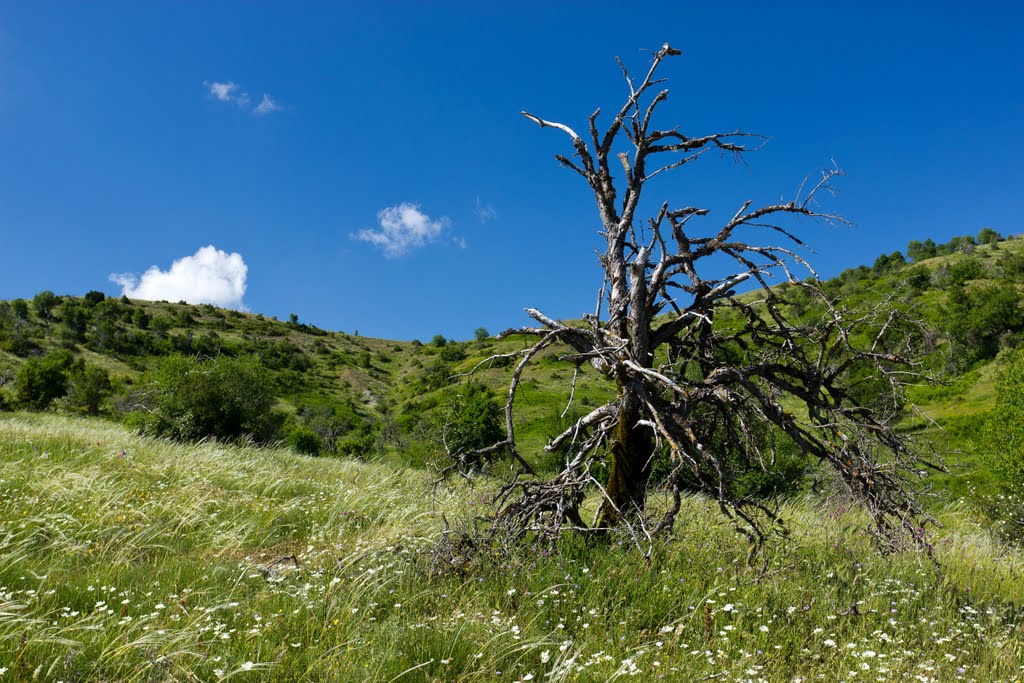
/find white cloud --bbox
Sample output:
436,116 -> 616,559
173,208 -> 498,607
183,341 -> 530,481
205,81 -> 285,115
475,196 -> 497,223
110,245 -> 248,310
205,80 -> 250,107
353,203 -> 450,257
254,93 -> 283,116
207,81 -> 238,102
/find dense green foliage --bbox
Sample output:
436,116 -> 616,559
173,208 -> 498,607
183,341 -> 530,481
438,380 -> 504,469
14,349 -> 78,409
125,354 -> 281,443
979,350 -> 1024,542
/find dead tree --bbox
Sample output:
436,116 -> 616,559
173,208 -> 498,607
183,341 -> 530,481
452,44 -> 938,555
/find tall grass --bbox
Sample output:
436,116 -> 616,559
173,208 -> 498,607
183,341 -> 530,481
0,413 -> 1021,681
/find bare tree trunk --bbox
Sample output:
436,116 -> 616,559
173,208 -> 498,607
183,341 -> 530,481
596,389 -> 652,528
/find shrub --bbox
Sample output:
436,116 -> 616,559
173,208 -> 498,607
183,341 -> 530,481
944,283 -> 1024,367
288,426 -> 324,456
32,290 -> 59,322
65,365 -> 112,415
125,354 -> 281,443
439,342 -> 466,362
980,350 -> 1024,542
978,227 -> 1004,245
15,350 -> 79,409
906,238 -> 937,262
438,381 -> 504,470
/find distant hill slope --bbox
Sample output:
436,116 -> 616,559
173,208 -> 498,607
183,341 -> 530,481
1,230 -> 1022,483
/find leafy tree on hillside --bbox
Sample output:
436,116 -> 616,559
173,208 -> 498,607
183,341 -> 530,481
125,354 -> 281,443
997,251 -> 1024,279
981,350 -> 1024,542
56,299 -> 89,345
906,238 -> 938,262
936,257 -> 986,289
942,235 -> 977,255
66,364 -> 112,415
132,308 -> 151,330
32,290 -> 59,324
977,227 -> 1003,245
14,349 -> 79,409
945,283 -> 1024,368
448,45 -> 936,554
872,250 -> 906,274
438,381 -> 504,470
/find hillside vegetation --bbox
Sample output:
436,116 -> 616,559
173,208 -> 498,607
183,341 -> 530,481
1,230 -> 1024,680
2,230 -> 1022,479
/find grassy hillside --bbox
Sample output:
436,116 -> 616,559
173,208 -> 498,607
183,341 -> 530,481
0,414 -> 1021,681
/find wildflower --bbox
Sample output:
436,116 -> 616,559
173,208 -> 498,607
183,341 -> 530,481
722,604 -> 734,612
241,662 -> 254,671
824,639 -> 837,647
540,650 -> 550,663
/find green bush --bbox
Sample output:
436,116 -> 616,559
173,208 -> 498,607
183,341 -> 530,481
979,350 -> 1024,543
14,349 -> 78,409
288,426 -> 324,456
437,381 -> 504,470
65,364 -> 112,415
944,283 -> 1024,367
32,290 -> 59,322
125,354 -> 281,443
985,351 -> 1024,484
336,433 -> 375,460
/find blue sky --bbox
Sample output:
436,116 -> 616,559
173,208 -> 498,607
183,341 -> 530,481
1,2 -> 1021,340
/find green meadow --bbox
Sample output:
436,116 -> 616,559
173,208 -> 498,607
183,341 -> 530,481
0,414 -> 1021,682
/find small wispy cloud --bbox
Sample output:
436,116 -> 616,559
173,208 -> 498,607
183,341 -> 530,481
205,80 -> 250,107
475,196 -> 498,224
207,81 -> 237,102
254,93 -> 283,116
204,80 -> 282,116
353,203 -> 450,258
110,245 -> 248,310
